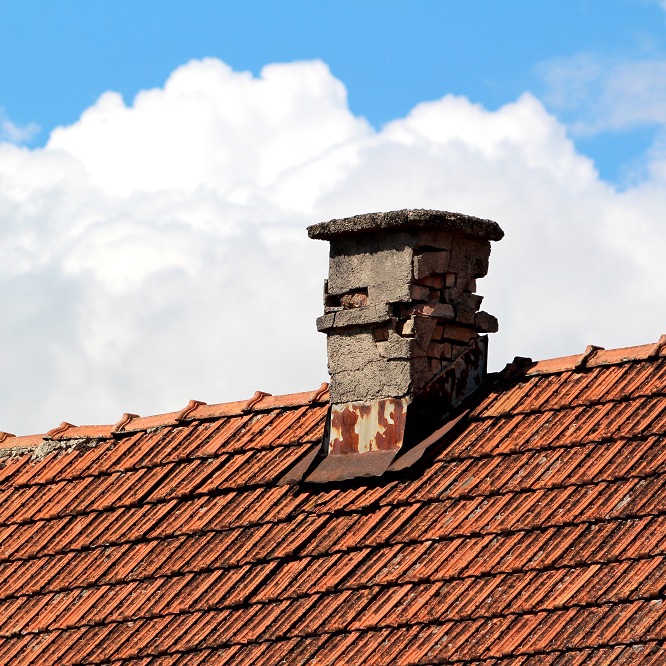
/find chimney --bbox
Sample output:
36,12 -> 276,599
305,209 -> 504,482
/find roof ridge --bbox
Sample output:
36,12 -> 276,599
2,335 -> 664,453
522,335 -> 666,377
0,382 -> 330,453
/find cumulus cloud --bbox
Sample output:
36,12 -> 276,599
0,109 -> 40,144
1,57 -> 664,435
537,54 -> 666,134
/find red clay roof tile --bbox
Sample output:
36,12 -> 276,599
0,339 -> 665,663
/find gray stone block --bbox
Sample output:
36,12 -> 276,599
330,360 -> 412,402
413,251 -> 450,279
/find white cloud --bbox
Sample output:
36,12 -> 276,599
1,58 -> 664,435
47,59 -> 370,197
0,110 -> 40,144
538,54 -> 666,134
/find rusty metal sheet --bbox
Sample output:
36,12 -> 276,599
388,409 -> 469,472
277,447 -> 320,486
304,450 -> 397,484
328,397 -> 409,456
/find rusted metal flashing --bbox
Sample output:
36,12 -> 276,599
301,338 -> 487,484
305,449 -> 397,483
300,405 -> 471,484
327,397 -> 409,455
277,447 -> 320,486
300,397 -> 409,483
388,409 -> 469,472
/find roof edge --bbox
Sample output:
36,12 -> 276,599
0,383 -> 330,454
3,335 -> 664,456
524,336 -> 666,376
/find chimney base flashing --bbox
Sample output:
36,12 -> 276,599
305,449 -> 397,484
289,404 -> 473,486
327,397 -> 410,455
296,337 -> 488,485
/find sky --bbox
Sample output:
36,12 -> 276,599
1,0 -> 665,435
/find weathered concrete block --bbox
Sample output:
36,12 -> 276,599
334,304 -> 391,329
448,237 -> 491,278
317,304 -> 391,332
413,250 -> 450,279
327,234 -> 413,295
327,331 -> 380,373
316,313 -> 336,332
330,359 -> 412,402
368,282 -> 412,304
384,333 -> 426,360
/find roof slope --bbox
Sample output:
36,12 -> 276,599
0,342 -> 665,665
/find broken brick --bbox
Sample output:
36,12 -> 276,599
426,341 -> 446,358
476,311 -> 499,333
443,323 -> 476,343
415,274 -> 445,289
409,284 -> 431,302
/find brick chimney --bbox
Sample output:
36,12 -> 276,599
305,209 -> 504,482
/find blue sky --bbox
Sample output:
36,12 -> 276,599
2,0 -> 665,182
1,1 -> 665,434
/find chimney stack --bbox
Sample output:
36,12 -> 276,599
306,209 -> 504,481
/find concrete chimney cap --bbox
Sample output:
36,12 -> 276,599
307,209 -> 504,242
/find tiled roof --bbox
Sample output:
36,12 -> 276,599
0,341 -> 665,665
